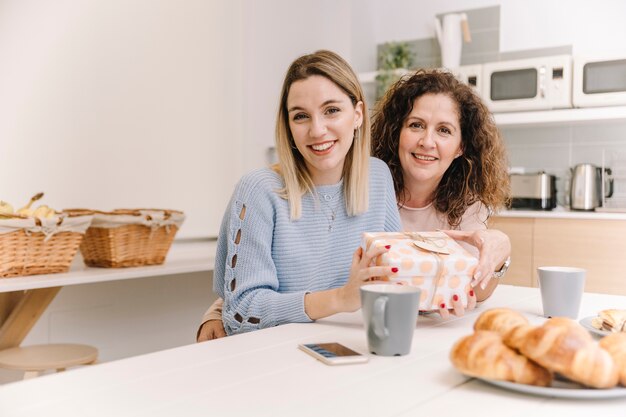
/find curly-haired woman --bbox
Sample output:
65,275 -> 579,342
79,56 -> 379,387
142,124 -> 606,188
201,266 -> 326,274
372,68 -> 511,318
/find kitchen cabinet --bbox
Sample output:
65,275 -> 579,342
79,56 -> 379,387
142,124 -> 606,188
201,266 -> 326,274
490,216 -> 626,295
488,217 -> 534,287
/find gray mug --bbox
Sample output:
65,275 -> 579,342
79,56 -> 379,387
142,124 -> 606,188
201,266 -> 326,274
537,266 -> 586,319
360,284 -> 421,356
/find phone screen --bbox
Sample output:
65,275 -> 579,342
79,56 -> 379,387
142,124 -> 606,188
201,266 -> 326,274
302,343 -> 361,358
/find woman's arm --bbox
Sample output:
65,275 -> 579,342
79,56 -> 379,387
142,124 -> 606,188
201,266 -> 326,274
196,298 -> 226,342
216,172 -> 397,335
304,245 -> 396,319
442,228 -> 511,296
215,176 -> 308,335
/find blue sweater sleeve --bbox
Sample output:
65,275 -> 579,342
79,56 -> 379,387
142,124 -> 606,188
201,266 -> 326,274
214,173 -> 311,335
376,158 -> 402,232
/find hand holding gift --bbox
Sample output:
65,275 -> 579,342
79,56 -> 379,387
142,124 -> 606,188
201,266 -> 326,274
338,244 -> 398,312
363,231 -> 479,314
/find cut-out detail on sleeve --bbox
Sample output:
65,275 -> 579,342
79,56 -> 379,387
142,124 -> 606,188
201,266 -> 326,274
235,229 -> 242,244
239,205 -> 246,220
231,254 -> 237,268
234,313 -> 243,323
247,317 -> 260,324
230,278 -> 236,291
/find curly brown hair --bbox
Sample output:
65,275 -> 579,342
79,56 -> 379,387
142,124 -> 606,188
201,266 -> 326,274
372,68 -> 510,227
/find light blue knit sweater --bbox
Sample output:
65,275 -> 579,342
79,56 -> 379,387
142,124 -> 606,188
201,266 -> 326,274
214,157 -> 401,335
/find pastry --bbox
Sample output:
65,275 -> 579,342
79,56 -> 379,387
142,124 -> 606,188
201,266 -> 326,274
474,308 -> 529,336
598,309 -> 626,333
504,317 -> 618,389
599,332 -> 626,386
450,330 -> 552,387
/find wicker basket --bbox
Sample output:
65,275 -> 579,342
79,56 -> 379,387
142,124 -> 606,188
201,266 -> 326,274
0,215 -> 93,278
72,209 -> 185,268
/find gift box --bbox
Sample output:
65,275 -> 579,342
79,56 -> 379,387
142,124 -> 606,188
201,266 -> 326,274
363,231 -> 478,311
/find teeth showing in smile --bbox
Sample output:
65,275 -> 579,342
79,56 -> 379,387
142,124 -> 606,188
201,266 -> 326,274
413,154 -> 437,161
311,141 -> 334,151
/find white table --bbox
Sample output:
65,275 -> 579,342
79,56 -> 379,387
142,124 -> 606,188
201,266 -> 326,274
0,285 -> 625,417
0,240 -> 216,349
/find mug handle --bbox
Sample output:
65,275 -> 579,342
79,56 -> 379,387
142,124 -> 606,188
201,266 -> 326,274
373,296 -> 389,339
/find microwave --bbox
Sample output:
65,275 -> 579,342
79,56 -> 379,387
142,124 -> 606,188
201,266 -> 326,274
452,64 -> 483,95
573,55 -> 626,108
482,55 -> 573,112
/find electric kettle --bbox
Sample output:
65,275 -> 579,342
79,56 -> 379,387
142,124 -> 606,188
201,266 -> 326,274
569,163 -> 614,210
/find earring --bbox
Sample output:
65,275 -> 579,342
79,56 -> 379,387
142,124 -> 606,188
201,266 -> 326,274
354,126 -> 361,140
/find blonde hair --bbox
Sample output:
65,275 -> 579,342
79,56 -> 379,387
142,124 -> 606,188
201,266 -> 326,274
274,50 -> 371,220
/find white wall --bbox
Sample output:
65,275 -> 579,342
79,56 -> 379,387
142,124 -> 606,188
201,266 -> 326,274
240,0 -> 353,171
352,0 -> 626,71
0,0 -> 243,238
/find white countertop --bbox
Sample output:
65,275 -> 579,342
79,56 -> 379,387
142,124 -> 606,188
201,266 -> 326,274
497,207 -> 626,220
0,239 -> 217,293
1,285 -> 625,417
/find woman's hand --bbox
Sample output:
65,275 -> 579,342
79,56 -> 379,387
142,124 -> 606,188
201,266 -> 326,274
197,319 -> 227,342
437,289 -> 477,319
442,229 -> 511,292
337,245 -> 398,312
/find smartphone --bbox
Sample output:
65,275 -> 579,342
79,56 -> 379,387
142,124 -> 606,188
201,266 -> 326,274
298,342 -> 369,366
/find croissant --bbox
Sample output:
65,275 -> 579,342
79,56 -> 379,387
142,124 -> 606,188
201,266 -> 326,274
599,309 -> 626,333
450,330 -> 552,387
474,308 -> 529,336
505,317 -> 618,389
600,333 -> 626,386
502,323 -> 535,351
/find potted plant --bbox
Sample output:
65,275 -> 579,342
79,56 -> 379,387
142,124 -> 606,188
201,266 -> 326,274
375,42 -> 415,100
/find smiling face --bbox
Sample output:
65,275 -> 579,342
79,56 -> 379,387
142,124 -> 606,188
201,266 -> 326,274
287,75 -> 363,185
398,93 -> 463,202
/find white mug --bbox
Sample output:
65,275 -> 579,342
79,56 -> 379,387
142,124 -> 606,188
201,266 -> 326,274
537,266 -> 586,319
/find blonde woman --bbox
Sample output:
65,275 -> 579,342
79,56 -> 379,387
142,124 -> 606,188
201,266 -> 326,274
199,50 -> 401,338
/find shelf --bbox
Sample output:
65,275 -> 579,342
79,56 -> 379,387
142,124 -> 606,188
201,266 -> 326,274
0,239 -> 217,293
494,106 -> 626,128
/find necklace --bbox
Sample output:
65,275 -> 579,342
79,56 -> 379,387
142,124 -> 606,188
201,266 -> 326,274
317,188 -> 343,232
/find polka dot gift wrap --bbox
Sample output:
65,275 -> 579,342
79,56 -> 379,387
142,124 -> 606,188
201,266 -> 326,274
362,232 -> 478,311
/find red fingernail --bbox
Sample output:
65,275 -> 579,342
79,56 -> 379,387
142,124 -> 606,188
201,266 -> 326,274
391,267 -> 398,273
453,294 -> 459,302
469,290 -> 474,297
385,245 -> 391,249
440,303 -> 446,309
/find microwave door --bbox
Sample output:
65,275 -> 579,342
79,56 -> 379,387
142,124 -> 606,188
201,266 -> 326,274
584,59 -> 626,94
491,68 -> 537,100
489,68 -> 539,111
574,57 -> 626,108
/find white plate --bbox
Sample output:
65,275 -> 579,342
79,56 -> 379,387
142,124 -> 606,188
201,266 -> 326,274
579,316 -> 611,337
476,377 -> 626,399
